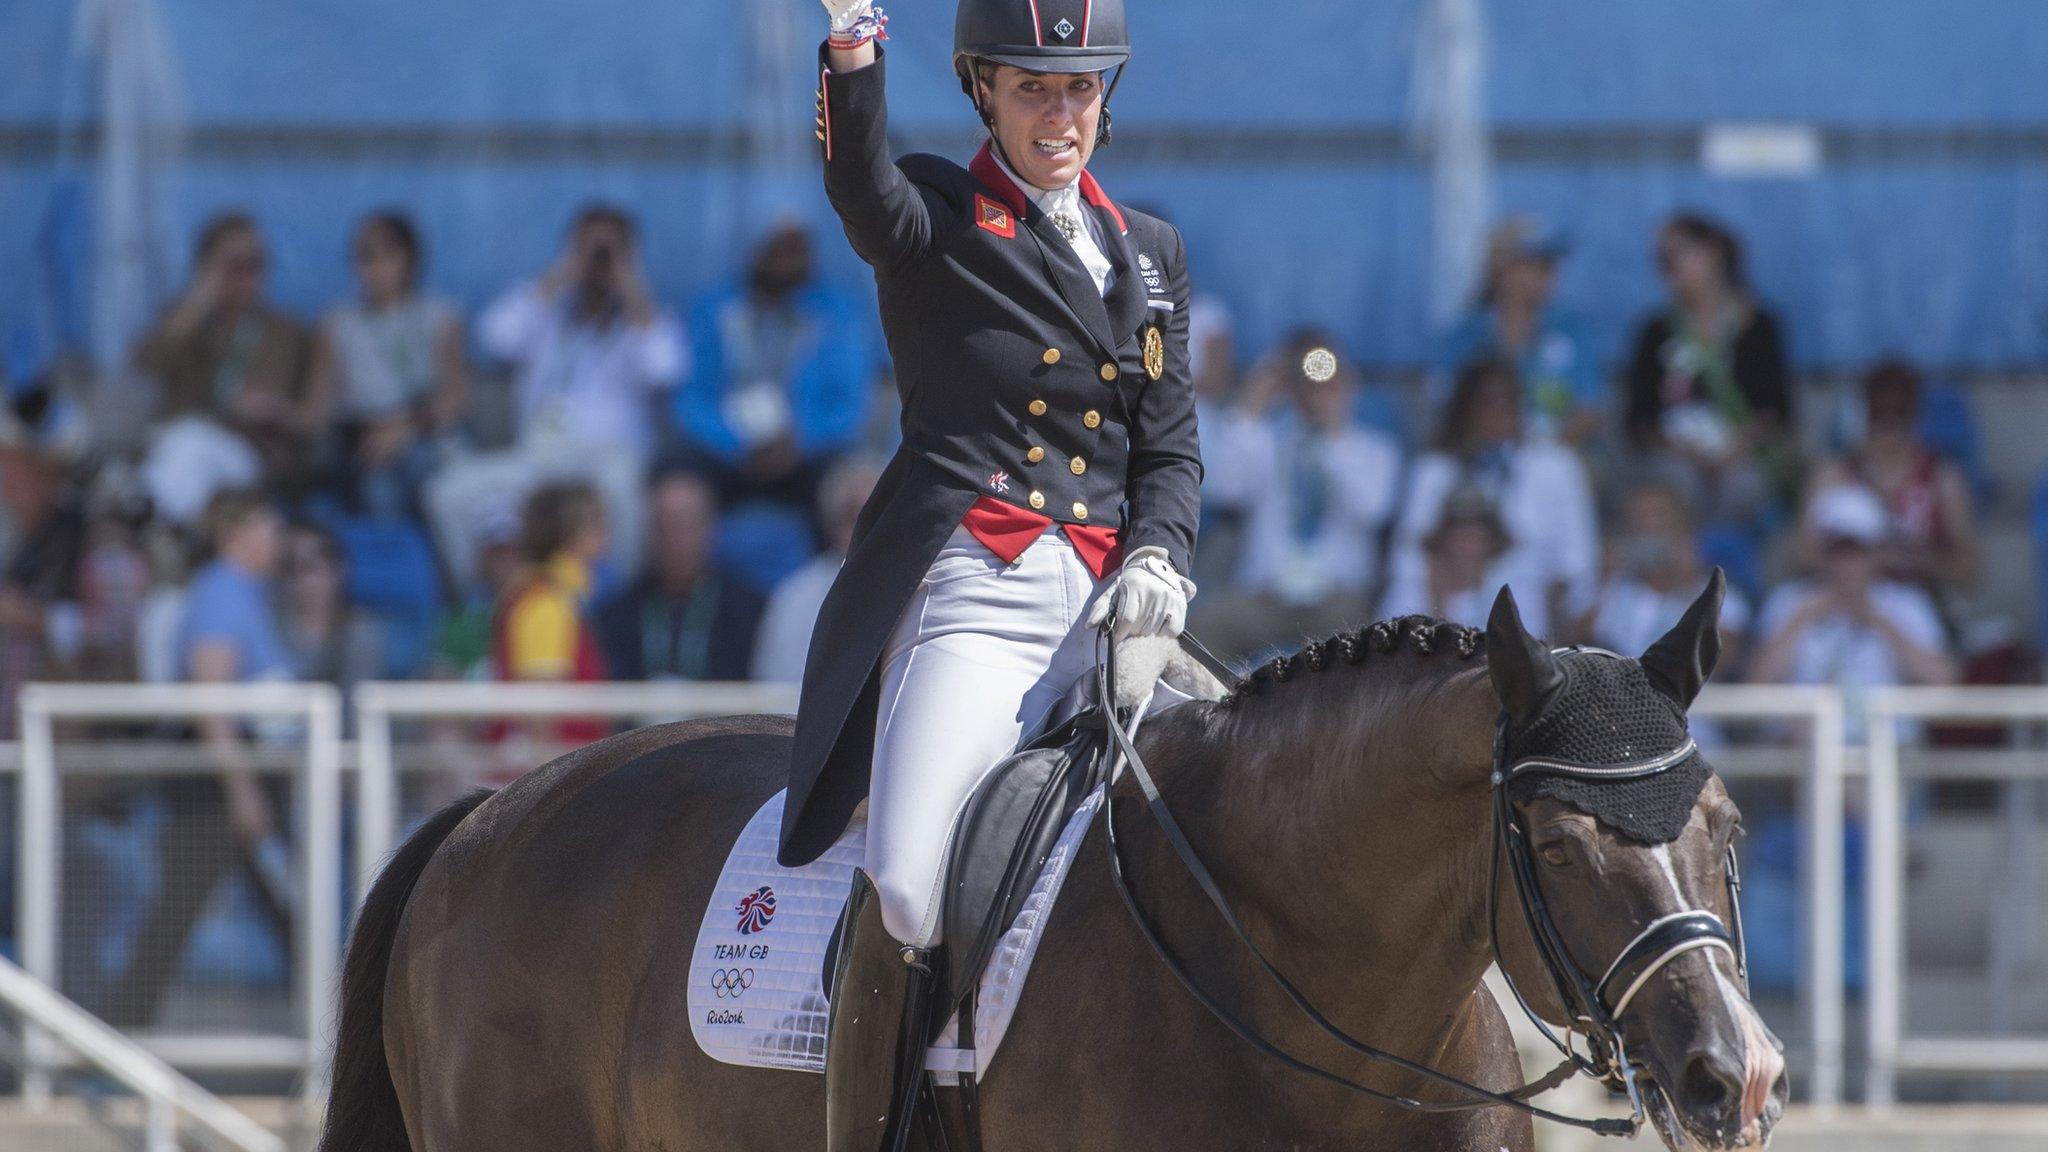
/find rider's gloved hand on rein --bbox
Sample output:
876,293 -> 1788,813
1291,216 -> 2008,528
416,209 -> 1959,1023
1087,547 -> 1197,642
821,0 -> 887,47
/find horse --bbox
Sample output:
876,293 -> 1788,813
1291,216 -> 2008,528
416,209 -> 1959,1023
318,580 -> 1787,1152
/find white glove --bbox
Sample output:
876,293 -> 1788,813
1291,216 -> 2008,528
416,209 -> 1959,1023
1086,547 -> 1196,642
821,0 -> 874,35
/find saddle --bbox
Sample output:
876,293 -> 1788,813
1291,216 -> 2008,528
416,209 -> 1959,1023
686,633 -> 1232,1077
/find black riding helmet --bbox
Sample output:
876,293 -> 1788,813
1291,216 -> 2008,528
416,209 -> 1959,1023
954,0 -> 1129,141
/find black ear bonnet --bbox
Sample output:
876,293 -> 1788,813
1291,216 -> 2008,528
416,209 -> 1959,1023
1503,653 -> 1711,844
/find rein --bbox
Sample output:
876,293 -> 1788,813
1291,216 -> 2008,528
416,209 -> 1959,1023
1096,639 -> 1639,1137
1097,637 -> 1749,1139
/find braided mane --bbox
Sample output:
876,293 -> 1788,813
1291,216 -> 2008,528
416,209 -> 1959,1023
1226,615 -> 1485,703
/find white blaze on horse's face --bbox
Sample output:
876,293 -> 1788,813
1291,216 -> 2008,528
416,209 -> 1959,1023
1521,778 -> 1789,1150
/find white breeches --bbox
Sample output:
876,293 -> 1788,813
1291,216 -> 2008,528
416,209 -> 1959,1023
866,523 -> 1106,947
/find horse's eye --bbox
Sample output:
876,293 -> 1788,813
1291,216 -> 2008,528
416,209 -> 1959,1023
1540,844 -> 1571,868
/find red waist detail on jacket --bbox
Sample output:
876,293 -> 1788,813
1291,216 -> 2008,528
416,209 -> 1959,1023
961,495 -> 1122,579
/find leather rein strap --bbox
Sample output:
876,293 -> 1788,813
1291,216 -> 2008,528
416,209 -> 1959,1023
1095,639 -> 1638,1136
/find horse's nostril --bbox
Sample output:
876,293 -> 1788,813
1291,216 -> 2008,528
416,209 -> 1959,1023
1679,1043 -> 1744,1118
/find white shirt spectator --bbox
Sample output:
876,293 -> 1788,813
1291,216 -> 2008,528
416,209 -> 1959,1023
1592,579 -> 1753,659
753,553 -> 842,685
1392,440 -> 1599,619
477,281 -> 685,463
1213,414 -> 1402,604
1376,558 -> 1538,636
1755,579 -> 1945,740
323,295 -> 458,420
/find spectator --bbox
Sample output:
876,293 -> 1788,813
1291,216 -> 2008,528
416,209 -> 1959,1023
310,211 -> 471,520
1185,294 -> 1253,589
481,482 -> 611,781
1393,358 -> 1599,635
1803,359 -> 1978,597
111,488 -> 295,1026
277,522 -> 383,701
1435,217 -> 1604,444
1624,212 -> 1793,527
754,457 -> 882,684
671,223 -> 871,521
427,507 -> 522,682
0,450 -> 79,730
1375,487 -> 1523,632
593,470 -> 762,682
495,481 -> 609,687
1750,484 -> 1958,737
478,204 -> 684,469
133,213 -> 317,490
1575,481 -> 1751,664
1193,333 -> 1402,658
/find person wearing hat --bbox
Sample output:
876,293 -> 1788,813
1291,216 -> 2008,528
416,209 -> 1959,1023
1433,216 -> 1604,445
802,0 -> 1202,1146
1374,484 -> 1522,632
1750,483 -> 1956,739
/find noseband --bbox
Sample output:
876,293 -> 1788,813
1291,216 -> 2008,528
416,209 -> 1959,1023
1489,647 -> 1750,1131
1099,636 -> 1749,1141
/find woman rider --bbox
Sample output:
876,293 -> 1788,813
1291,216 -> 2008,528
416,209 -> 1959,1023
791,0 -> 1202,1146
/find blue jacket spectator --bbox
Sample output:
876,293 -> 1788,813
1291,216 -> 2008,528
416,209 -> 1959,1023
670,224 -> 872,517
1432,218 -> 1604,445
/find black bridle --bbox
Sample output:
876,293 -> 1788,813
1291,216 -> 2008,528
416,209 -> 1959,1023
1489,650 -> 1751,1135
1097,639 -> 1749,1140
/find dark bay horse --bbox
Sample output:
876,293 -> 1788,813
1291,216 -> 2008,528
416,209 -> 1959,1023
320,583 -> 1786,1152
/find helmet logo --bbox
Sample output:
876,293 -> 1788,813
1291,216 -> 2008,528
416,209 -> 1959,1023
1052,17 -> 1076,39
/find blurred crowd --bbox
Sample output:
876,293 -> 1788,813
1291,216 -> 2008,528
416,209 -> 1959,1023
0,197 -> 2032,1012
0,204 -> 2019,740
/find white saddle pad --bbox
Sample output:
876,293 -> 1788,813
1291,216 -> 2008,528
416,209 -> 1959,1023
688,787 -> 1104,1078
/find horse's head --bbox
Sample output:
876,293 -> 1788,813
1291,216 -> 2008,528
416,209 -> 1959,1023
1485,573 -> 1788,1150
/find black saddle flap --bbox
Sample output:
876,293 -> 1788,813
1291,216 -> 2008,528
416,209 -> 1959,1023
937,674 -> 1111,1014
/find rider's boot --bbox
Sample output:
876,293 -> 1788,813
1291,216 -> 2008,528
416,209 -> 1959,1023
825,871 -> 935,1152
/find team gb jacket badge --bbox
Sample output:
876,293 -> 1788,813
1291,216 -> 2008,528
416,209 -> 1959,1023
975,194 -> 1016,238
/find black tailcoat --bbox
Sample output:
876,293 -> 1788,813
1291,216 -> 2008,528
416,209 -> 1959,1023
781,45 -> 1201,866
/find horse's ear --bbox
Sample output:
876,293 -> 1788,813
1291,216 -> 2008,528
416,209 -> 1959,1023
1486,585 -> 1564,724
1638,568 -> 1725,709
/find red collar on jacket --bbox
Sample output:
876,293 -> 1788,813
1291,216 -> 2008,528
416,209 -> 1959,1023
968,142 -> 1127,235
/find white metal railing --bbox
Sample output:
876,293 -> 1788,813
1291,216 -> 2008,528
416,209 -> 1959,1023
16,682 -> 343,1104
1863,687 -> 2048,1106
0,953 -> 285,1152
1692,683 -> 1850,1110
351,679 -> 799,902
15,677 -> 2048,1113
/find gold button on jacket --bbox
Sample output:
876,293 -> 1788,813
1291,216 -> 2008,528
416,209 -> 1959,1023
1072,502 -> 1089,520
1082,410 -> 1101,429
1068,457 -> 1087,475
1028,399 -> 1047,416
1028,490 -> 1046,510
1026,446 -> 1045,463
1042,348 -> 1061,365
1099,363 -> 1117,382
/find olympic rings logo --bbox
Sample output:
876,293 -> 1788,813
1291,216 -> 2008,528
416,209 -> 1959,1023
711,968 -> 755,999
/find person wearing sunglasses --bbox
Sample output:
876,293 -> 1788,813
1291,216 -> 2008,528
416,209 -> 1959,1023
1623,212 -> 1793,528
134,212 -> 319,491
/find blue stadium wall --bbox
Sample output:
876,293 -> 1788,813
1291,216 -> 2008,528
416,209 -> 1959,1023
2,0 -> 2045,376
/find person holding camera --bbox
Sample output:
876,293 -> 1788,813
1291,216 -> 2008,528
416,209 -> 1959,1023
477,204 -> 685,470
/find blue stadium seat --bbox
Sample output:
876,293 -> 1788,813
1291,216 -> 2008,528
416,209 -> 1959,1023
332,517 -> 444,678
1697,525 -> 1764,604
1920,383 -> 1991,505
1352,384 -> 1409,447
714,503 -> 816,595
